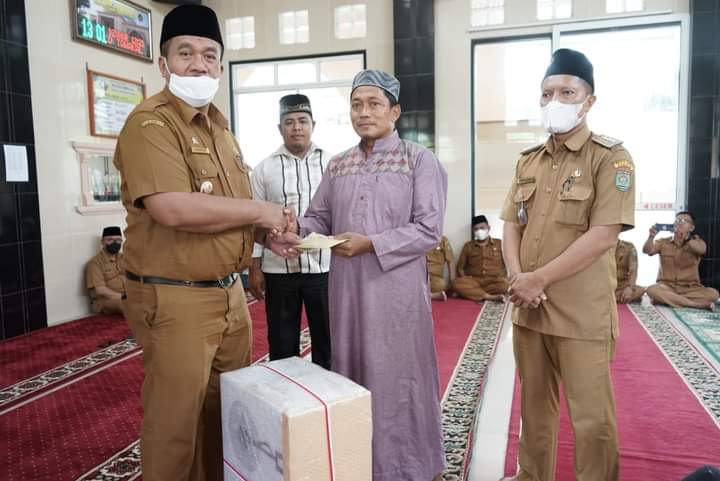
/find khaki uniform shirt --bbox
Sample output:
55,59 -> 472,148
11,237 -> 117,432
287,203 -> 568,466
500,125 -> 635,340
615,240 -> 638,289
457,237 -> 506,279
426,236 -> 454,278
86,250 -> 126,296
650,237 -> 704,286
114,88 -> 254,281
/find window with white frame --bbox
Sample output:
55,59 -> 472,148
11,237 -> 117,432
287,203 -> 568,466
606,0 -> 644,13
335,4 -> 367,39
537,0 -> 572,21
471,0 -> 505,27
226,16 -> 255,50
231,53 -> 365,168
279,10 -> 309,45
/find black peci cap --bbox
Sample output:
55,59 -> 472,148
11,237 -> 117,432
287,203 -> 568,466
102,226 -> 122,237
543,48 -> 594,92
160,5 -> 224,52
279,94 -> 312,120
472,215 -> 488,226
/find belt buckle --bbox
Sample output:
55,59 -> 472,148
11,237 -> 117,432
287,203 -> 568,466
218,277 -> 227,288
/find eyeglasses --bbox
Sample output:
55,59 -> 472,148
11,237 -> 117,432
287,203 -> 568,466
674,218 -> 691,225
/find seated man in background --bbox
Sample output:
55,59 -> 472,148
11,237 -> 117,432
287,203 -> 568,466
644,211 -> 719,311
453,215 -> 507,302
426,235 -> 455,301
86,226 -> 125,315
615,238 -> 645,303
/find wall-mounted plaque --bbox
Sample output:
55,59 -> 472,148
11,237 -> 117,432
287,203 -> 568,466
87,70 -> 146,138
73,0 -> 153,62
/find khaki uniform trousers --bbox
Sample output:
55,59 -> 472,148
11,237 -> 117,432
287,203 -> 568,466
614,284 -> 645,304
513,325 -> 619,481
92,297 -> 124,315
429,273 -> 447,293
646,282 -> 719,309
452,276 -> 508,301
123,279 -> 252,481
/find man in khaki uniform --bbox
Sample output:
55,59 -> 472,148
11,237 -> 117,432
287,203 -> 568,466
113,6 -> 295,481
453,215 -> 508,302
85,226 -> 125,315
615,239 -> 645,303
644,211 -> 719,310
500,49 -> 635,481
426,235 -> 455,301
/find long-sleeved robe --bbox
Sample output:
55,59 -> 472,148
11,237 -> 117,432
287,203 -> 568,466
299,130 -> 448,481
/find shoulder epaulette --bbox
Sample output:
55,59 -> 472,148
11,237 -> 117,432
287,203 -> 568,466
520,143 -> 544,155
592,134 -> 623,149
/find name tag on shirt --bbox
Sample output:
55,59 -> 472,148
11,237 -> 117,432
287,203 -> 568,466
191,146 -> 210,155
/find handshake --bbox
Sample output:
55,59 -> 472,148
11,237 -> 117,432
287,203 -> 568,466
257,203 -> 301,259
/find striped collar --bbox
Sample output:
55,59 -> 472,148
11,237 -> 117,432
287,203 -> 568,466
273,143 -> 321,160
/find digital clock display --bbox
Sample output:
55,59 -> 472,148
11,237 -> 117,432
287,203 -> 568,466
73,0 -> 153,62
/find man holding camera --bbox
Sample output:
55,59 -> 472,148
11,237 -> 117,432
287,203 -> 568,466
644,211 -> 719,311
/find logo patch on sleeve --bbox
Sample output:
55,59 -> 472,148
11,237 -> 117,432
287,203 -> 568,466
613,159 -> 634,171
615,170 -> 632,192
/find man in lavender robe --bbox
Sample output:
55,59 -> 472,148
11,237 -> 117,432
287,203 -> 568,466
292,69 -> 448,480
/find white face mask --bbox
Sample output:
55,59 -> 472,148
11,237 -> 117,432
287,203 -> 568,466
541,100 -> 585,134
163,60 -> 219,108
474,229 -> 489,241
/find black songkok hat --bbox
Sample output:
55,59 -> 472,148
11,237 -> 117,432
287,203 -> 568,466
279,94 -> 312,120
160,5 -> 224,51
472,215 -> 488,226
543,48 -> 594,92
102,226 -> 122,238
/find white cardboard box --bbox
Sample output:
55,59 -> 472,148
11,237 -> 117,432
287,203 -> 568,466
221,357 -> 372,481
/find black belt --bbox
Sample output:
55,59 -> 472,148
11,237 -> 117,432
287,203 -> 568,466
125,271 -> 239,288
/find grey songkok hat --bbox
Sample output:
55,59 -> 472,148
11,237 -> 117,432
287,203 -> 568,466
351,69 -> 400,103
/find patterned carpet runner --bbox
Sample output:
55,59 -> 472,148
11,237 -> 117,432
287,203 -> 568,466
503,303 -> 720,481
1,297 -> 502,481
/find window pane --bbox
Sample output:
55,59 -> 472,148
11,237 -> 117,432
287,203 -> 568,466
537,2 -> 553,20
626,0 -> 644,11
233,64 -> 274,88
320,57 -> 364,82
235,86 -> 359,168
606,0 -> 624,13
473,37 -> 552,213
278,62 -> 317,85
555,0 -> 572,18
336,5 -> 352,24
296,27 -> 310,43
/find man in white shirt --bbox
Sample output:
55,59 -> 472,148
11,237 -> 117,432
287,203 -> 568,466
249,94 -> 333,369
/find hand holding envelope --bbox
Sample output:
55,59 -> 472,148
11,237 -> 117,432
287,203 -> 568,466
296,233 -> 348,250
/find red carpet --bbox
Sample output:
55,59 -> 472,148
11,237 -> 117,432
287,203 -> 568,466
504,304 -> 720,480
0,314 -> 129,389
1,297 -> 481,481
1,301 -> 269,481
432,298 -> 486,395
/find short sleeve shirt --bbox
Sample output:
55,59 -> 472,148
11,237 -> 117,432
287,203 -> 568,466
86,250 -> 126,294
500,125 -> 636,340
426,236 -> 454,278
457,238 -> 506,279
113,88 -> 254,281
615,240 -> 638,288
651,237 -> 704,286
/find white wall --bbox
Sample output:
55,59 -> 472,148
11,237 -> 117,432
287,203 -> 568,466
206,0 -> 394,120
436,0 -> 690,253
26,0 -> 172,325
